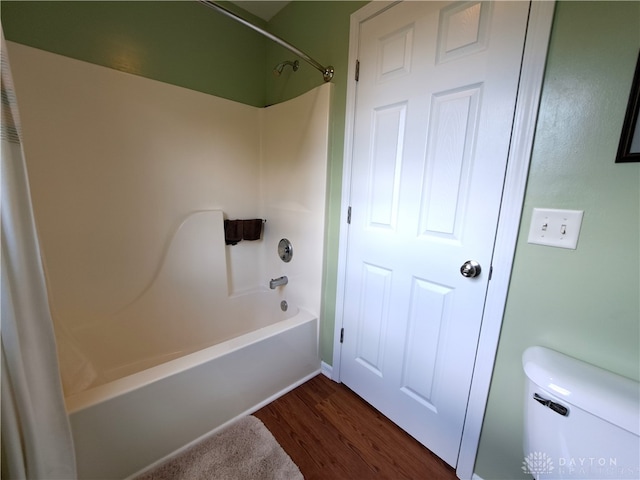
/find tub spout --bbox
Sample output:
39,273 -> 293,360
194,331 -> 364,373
269,276 -> 288,289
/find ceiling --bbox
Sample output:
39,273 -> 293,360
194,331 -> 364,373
230,1 -> 291,21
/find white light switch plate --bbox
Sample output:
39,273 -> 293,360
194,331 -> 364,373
527,208 -> 584,249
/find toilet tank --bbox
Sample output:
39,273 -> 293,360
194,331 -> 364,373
522,346 -> 639,479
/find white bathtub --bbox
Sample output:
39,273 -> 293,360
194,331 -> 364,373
59,211 -> 321,479
66,303 -> 319,479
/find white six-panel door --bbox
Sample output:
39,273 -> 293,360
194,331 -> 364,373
339,1 -> 530,467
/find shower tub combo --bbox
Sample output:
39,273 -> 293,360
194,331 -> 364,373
62,211 -> 320,479
8,35 -> 331,479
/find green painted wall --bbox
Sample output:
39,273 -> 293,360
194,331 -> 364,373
474,2 -> 640,479
1,1 -> 268,106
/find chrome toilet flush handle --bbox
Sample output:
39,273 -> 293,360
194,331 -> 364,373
533,393 -> 569,417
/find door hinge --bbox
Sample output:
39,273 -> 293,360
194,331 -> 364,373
340,327 -> 345,343
347,206 -> 352,224
355,60 -> 360,82
489,265 -> 493,281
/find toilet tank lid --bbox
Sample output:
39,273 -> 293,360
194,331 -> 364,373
523,346 -> 639,436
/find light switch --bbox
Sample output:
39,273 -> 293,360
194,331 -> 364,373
527,208 -> 584,249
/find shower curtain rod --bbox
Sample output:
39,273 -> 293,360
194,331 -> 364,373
199,1 -> 334,82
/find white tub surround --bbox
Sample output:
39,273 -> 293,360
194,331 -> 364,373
7,42 -> 331,365
260,83 -> 332,318
62,210 -> 302,392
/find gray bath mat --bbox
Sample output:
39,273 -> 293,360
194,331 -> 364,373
135,415 -> 303,480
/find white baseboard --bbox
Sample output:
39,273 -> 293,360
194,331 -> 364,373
321,361 -> 333,379
471,474 -> 484,480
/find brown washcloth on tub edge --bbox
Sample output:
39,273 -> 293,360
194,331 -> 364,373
224,219 -> 242,245
242,219 -> 263,241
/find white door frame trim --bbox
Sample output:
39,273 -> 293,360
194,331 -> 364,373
332,1 -> 555,479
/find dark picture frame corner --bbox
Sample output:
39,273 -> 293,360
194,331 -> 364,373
616,50 -> 640,163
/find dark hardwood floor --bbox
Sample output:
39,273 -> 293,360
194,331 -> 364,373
254,374 -> 458,480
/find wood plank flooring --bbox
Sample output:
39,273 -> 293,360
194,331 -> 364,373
254,374 -> 458,480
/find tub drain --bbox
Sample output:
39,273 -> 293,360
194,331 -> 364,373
280,300 -> 288,312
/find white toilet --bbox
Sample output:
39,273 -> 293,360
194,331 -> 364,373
522,346 -> 640,479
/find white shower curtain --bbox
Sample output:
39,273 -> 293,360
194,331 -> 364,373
1,28 -> 77,479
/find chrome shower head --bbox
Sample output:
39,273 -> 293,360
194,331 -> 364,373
273,60 -> 299,77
